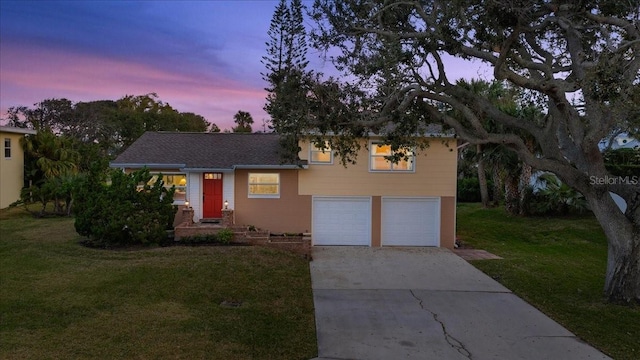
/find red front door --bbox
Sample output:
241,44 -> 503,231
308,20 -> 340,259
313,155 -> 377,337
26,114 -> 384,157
203,173 -> 223,218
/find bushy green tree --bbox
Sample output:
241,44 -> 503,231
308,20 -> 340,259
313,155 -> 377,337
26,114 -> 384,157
74,168 -> 176,247
18,129 -> 80,216
7,93 -> 214,159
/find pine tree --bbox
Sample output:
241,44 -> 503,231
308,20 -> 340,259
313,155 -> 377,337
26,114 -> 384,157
286,0 -> 308,73
262,0 -> 290,91
262,0 -> 313,160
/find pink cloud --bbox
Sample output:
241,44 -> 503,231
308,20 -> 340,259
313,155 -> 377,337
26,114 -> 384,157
0,43 -> 269,130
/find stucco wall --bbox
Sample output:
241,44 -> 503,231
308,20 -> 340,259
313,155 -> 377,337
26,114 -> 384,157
0,132 -> 27,208
298,138 -> 458,197
440,196 -> 456,249
234,169 -> 312,234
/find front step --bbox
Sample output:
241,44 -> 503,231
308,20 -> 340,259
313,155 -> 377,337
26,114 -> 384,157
200,218 -> 222,224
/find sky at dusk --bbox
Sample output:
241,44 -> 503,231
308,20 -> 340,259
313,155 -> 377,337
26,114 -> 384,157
0,0 -> 489,131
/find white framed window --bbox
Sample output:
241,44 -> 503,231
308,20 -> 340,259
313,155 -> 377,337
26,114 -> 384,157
309,141 -> 333,164
138,173 -> 187,202
248,173 -> 280,198
4,138 -> 11,159
369,142 -> 415,172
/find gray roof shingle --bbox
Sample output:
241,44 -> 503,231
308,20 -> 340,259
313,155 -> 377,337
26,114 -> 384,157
111,132 -> 302,169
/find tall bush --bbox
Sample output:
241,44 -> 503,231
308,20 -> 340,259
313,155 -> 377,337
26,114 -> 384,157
604,148 -> 640,177
522,174 -> 589,216
74,168 -> 176,247
457,177 -> 494,203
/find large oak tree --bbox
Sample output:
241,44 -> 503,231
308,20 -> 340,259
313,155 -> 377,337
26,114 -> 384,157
310,0 -> 640,303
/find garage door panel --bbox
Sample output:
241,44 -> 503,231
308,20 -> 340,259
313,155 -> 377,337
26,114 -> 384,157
313,197 -> 371,246
382,197 -> 439,247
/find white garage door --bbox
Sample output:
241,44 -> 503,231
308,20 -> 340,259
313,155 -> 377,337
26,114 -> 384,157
313,197 -> 371,246
382,197 -> 440,246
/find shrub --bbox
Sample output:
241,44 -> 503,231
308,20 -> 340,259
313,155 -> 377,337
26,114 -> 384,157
179,229 -> 235,245
74,168 -> 176,247
180,234 -> 216,245
457,177 -> 493,203
457,177 -> 481,202
522,174 -> 589,216
604,148 -> 640,177
216,229 -> 234,244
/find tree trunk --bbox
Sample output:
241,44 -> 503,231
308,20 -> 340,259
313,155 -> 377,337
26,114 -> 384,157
518,162 -> 533,214
605,235 -> 640,304
477,145 -> 490,208
492,167 -> 504,205
588,192 -> 640,304
504,175 -> 520,215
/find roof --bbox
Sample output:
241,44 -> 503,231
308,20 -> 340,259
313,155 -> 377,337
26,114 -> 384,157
0,126 -> 37,135
599,134 -> 640,151
613,136 -> 639,150
111,132 -> 304,170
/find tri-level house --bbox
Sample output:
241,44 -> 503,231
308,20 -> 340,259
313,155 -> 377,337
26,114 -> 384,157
110,131 -> 458,248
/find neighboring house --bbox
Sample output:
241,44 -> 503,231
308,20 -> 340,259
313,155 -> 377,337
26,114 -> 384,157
599,133 -> 639,150
0,126 -> 37,209
111,131 -> 458,249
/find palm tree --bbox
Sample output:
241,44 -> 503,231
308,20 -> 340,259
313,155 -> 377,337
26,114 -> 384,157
21,129 -> 80,215
232,111 -> 254,133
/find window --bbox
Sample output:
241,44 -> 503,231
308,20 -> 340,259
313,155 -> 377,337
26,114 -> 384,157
248,173 -> 279,198
370,143 -> 415,172
204,173 -> 221,180
310,141 -> 333,164
4,138 -> 10,158
139,173 -> 187,202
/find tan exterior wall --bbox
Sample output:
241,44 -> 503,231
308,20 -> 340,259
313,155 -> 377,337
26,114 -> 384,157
440,196 -> 456,249
0,132 -> 27,208
371,196 -> 382,247
298,138 -> 457,197
234,169 -> 311,234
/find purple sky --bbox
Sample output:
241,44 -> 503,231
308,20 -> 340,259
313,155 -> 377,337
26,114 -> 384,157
0,0 -> 488,131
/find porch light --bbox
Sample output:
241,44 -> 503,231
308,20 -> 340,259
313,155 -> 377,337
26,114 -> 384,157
185,201 -> 190,209
224,200 -> 229,210
179,178 -> 187,186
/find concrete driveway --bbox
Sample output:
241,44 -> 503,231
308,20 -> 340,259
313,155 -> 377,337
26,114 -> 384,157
310,246 -> 610,360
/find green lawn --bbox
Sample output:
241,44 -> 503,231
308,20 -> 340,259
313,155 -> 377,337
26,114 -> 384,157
457,203 -> 639,360
0,207 -> 317,360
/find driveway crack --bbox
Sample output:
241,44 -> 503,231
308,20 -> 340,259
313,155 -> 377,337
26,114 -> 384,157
409,289 -> 472,359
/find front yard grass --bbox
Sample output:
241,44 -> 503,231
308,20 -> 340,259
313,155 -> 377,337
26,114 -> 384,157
0,206 -> 317,359
457,203 -> 639,360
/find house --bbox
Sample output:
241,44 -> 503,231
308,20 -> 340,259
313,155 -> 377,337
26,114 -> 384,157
0,126 -> 37,209
110,131 -> 458,249
599,133 -> 639,150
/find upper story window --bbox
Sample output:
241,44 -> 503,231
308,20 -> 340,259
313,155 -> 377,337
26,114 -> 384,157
248,173 -> 280,198
370,143 -> 415,172
310,141 -> 333,164
4,138 -> 11,158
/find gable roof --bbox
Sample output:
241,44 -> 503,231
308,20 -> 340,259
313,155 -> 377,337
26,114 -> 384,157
0,126 -> 37,135
111,132 -> 304,170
